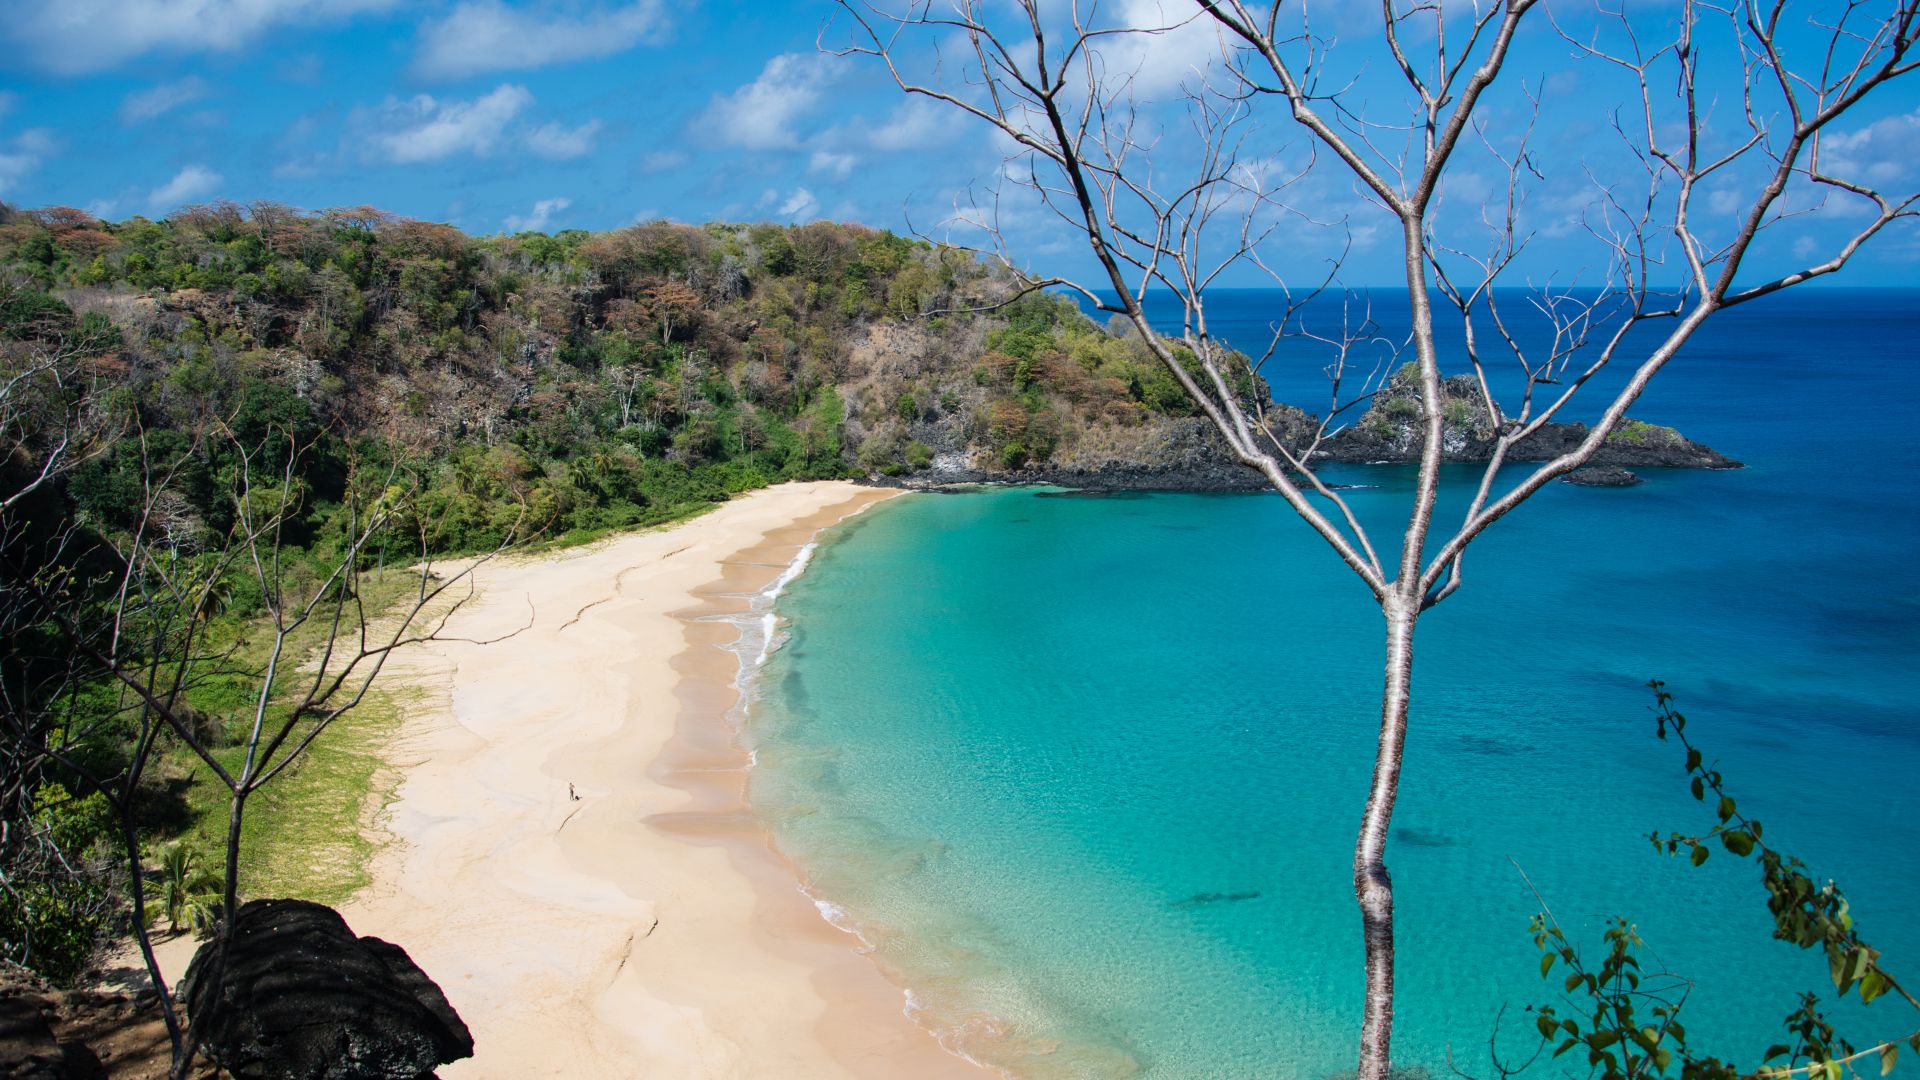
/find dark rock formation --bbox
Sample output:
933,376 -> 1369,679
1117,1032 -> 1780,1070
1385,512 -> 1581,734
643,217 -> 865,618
872,366 -> 1738,491
883,415 -> 1280,492
1563,465 -> 1644,487
1168,890 -> 1262,909
1310,372 -> 1741,469
0,987 -> 66,1080
181,899 -> 471,1080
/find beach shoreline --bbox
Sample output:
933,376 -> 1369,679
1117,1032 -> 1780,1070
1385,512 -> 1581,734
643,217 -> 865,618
317,480 -> 986,1077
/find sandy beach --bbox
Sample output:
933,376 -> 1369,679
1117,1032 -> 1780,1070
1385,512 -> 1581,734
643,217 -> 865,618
317,481 -> 984,1078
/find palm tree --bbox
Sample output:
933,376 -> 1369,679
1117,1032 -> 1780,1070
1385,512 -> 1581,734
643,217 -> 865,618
151,844 -> 221,936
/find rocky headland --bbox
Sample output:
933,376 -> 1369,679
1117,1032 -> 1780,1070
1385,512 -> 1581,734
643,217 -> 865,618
886,368 -> 1739,492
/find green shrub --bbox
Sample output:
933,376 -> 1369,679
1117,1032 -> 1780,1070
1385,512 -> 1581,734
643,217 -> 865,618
1607,419 -> 1677,446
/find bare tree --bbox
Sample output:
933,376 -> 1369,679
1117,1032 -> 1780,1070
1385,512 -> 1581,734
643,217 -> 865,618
832,2 -> 1920,1076
1,389 -> 522,1074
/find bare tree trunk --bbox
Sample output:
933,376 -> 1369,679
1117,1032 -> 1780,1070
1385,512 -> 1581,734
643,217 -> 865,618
1357,594 -> 1417,1080
120,807 -> 183,1049
222,788 -> 246,921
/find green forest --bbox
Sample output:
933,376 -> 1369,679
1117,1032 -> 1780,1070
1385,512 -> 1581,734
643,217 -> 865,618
1,202 -> 1258,554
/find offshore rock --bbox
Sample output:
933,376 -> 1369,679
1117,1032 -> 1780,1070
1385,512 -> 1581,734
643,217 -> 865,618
874,390 -> 1735,493
181,899 -> 472,1080
1311,372 -> 1740,469
1563,465 -> 1644,487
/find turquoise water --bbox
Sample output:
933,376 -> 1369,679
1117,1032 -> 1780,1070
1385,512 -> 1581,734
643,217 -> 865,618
743,290 -> 1920,1078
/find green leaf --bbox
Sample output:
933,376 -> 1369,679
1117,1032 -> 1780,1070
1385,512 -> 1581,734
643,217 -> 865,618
1882,1043 -> 1899,1077
1542,954 -> 1556,977
1691,777 -> 1705,801
1566,973 -> 1584,993
1686,747 -> 1702,771
1718,795 -> 1736,822
1691,844 -> 1709,867
1722,830 -> 1755,857
1841,948 -> 1872,995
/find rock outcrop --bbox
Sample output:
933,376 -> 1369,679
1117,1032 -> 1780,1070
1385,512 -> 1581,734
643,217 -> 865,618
0,986 -> 66,1080
181,900 -> 471,1080
1310,371 -> 1740,470
1563,465 -> 1644,487
879,378 -> 1735,492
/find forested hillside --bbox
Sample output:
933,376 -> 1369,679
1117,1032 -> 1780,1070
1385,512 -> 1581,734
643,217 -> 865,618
0,202 -> 1267,554
0,203 -> 1273,983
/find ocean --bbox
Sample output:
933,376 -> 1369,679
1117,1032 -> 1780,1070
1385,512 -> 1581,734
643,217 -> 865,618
741,288 -> 1920,1078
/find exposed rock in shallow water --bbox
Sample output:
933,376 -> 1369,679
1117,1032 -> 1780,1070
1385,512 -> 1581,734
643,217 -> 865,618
1313,372 -> 1741,469
1169,890 -> 1263,909
1563,465 -> 1644,487
182,899 -> 472,1080
869,376 -> 1737,491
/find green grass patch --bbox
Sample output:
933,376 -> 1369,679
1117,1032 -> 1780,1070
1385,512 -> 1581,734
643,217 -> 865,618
238,685 -> 413,904
166,567 -> 431,906
1606,418 -> 1679,447
164,498 -> 737,906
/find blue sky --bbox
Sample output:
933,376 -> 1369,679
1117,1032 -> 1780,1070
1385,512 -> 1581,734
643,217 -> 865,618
1,1 -> 1916,287
0,3 -> 976,234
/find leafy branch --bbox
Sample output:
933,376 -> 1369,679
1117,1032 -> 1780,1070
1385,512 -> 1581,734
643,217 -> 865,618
1508,684 -> 1920,1080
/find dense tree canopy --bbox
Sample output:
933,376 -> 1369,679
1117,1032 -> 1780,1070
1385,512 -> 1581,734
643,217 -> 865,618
0,202 -> 1258,552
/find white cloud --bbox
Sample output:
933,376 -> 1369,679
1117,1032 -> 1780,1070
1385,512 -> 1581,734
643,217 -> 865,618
526,118 -> 602,160
1821,106 -> 1920,186
9,0 -> 394,75
778,188 -> 820,221
1091,0 -> 1235,99
504,196 -> 572,233
120,77 -> 210,125
0,129 -> 58,196
808,151 -> 857,180
698,53 -> 834,150
148,164 -> 222,211
367,84 -> 533,164
642,149 -> 687,173
413,0 -> 669,79
866,98 -> 960,151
